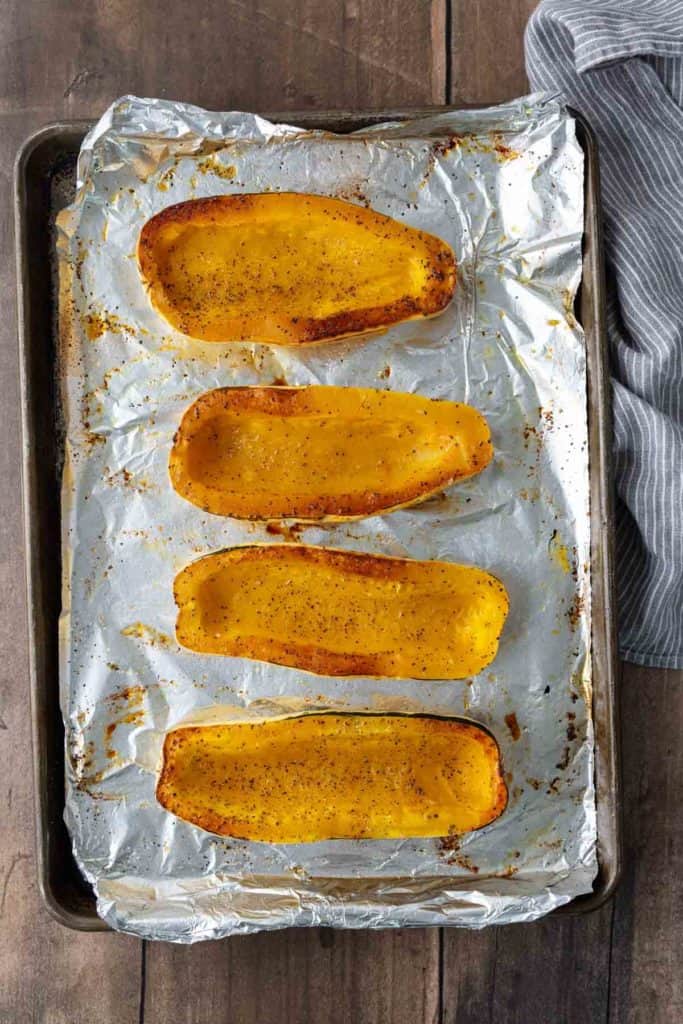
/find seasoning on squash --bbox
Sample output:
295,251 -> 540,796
169,385 -> 493,520
137,193 -> 456,344
156,712 -> 508,842
174,545 -> 509,679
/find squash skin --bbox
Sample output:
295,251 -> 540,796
137,193 -> 456,345
169,385 -> 493,520
156,712 -> 508,842
174,545 -> 509,679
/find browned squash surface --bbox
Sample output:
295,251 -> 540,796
137,193 -> 456,344
156,712 -> 508,842
174,545 -> 509,679
169,385 -> 492,520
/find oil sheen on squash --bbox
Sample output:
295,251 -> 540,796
169,385 -> 493,520
174,545 -> 509,678
137,193 -> 456,344
156,713 -> 508,842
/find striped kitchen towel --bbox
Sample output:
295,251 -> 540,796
526,0 -> 683,668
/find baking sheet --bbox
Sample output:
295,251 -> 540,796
56,94 -> 595,940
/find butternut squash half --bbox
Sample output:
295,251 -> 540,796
156,712 -> 508,842
137,193 -> 456,344
169,385 -> 492,520
174,545 -> 509,678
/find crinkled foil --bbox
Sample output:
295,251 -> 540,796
56,94 -> 596,940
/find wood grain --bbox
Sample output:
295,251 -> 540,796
608,665 -> 683,1023
144,928 -> 440,1024
450,0 -> 538,104
0,0 -> 446,120
442,911 -> 613,1023
2,0 -> 683,1021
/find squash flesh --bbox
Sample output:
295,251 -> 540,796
156,713 -> 507,842
169,386 -> 492,519
174,545 -> 509,678
137,193 -> 456,344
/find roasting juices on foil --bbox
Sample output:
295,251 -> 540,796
56,94 -> 595,941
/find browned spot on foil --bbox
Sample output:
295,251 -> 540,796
433,134 -> 463,160
522,423 -> 539,448
556,746 -> 571,771
438,833 -> 461,855
104,467 -> 154,493
74,241 -> 87,286
197,155 -> 237,179
438,834 -> 479,872
504,712 -> 521,741
83,311 -> 137,341
451,853 -> 480,873
69,739 -> 95,778
567,590 -> 584,630
121,622 -> 173,648
83,431 -> 106,450
567,711 -> 577,741
335,183 -> 370,207
490,133 -> 521,161
105,685 -> 146,709
265,522 -> 308,542
102,708 -> 146,760
562,288 -> 577,329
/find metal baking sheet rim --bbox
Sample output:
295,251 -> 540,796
14,107 -> 621,931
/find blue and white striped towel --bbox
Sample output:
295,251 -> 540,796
526,1 -> 683,668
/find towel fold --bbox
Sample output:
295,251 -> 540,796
526,0 -> 683,668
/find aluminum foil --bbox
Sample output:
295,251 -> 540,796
56,94 -> 595,940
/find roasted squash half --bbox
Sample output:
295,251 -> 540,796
174,545 -> 509,678
169,385 -> 492,520
156,712 -> 508,842
137,193 -> 456,344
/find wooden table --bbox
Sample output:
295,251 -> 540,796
1,2 -> 681,1021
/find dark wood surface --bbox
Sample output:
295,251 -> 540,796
1,2 -> 681,1021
